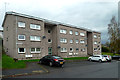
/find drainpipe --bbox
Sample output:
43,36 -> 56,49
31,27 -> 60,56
16,16 -> 18,59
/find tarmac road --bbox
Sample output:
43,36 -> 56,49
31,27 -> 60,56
14,60 -> 119,78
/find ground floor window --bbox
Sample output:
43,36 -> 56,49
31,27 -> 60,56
81,48 -> 85,52
18,48 -> 26,53
30,48 -> 41,53
61,48 -> 67,52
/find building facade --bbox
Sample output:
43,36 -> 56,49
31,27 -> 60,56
2,12 -> 101,60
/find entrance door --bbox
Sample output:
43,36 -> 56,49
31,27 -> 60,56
48,47 -> 52,55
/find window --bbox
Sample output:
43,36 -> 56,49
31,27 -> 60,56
31,48 -> 41,53
61,48 -> 67,52
60,38 -> 67,43
30,36 -> 41,41
6,38 -> 8,41
60,29 -> 67,34
69,30 -> 73,35
48,39 -> 52,43
48,30 -> 51,33
75,31 -> 78,35
80,33 -> 85,36
76,39 -> 79,43
80,40 -> 85,43
81,48 -> 85,52
18,35 -> 25,40
70,39 -> 73,43
70,48 -> 73,52
76,48 -> 79,52
18,48 -> 25,53
6,27 -> 8,31
98,35 -> 101,38
30,24 -> 41,30
94,41 -> 97,44
94,48 -> 97,51
18,22 -> 25,27
94,35 -> 97,38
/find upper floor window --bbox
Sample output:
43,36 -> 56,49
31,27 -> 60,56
60,38 -> 67,43
69,30 -> 73,35
30,48 -> 41,53
18,22 -> 25,28
61,48 -> 67,52
94,35 -> 97,38
18,35 -> 25,40
70,39 -> 73,43
48,30 -> 51,33
94,48 -> 97,51
30,24 -> 41,30
76,48 -> 79,52
18,48 -> 26,53
81,48 -> 85,52
80,32 -> 85,36
70,48 -> 73,52
94,41 -> 97,44
75,39 -> 79,43
60,29 -> 67,34
75,31 -> 79,35
80,40 -> 85,43
30,36 -> 41,41
48,39 -> 52,43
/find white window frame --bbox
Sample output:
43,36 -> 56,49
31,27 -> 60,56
80,33 -> 85,36
75,31 -> 79,35
70,39 -> 73,43
61,48 -> 67,52
70,48 -> 73,52
69,30 -> 73,35
94,35 -> 97,38
75,39 -> 79,43
18,35 -> 25,40
18,22 -> 25,28
80,40 -> 85,44
60,38 -> 67,43
30,36 -> 41,41
30,24 -> 41,30
94,41 -> 97,45
18,48 -> 26,53
60,29 -> 67,34
30,48 -> 41,53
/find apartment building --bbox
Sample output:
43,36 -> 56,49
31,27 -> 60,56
2,12 -> 101,60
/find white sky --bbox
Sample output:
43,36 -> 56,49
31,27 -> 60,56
0,0 -> 119,44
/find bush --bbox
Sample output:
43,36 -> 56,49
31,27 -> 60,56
102,46 -> 110,52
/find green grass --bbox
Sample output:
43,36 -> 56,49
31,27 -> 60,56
2,54 -> 26,69
2,54 -> 41,69
102,52 -> 120,56
63,57 -> 88,60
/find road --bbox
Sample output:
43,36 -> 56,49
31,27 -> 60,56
15,60 -> 119,78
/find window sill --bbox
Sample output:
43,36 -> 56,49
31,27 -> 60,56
61,51 -> 67,53
18,52 -> 25,54
30,40 -> 41,42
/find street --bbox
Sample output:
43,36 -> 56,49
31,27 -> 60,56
14,60 -> 119,78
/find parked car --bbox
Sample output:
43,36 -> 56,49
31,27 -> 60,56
102,55 -> 112,62
112,55 -> 120,60
38,55 -> 65,67
88,55 -> 107,62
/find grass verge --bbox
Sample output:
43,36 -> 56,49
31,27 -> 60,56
102,52 -> 120,56
63,57 -> 88,60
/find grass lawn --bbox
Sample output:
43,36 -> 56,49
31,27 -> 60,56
102,52 -> 120,56
2,54 -> 40,69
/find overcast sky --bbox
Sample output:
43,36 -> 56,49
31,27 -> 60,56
0,0 -> 119,44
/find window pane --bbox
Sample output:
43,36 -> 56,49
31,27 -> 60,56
31,48 -> 35,51
75,32 -> 78,35
18,22 -> 25,27
30,36 -> 35,40
36,36 -> 40,41
36,48 -> 40,51
19,35 -> 24,39
19,48 -> 25,52
36,25 -> 40,30
80,33 -> 85,36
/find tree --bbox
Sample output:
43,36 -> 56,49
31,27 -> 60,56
108,16 -> 120,54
